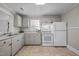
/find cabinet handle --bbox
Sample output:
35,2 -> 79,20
3,41 -> 6,44
9,43 -> 12,46
17,40 -> 19,41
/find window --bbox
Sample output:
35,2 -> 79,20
30,20 -> 40,30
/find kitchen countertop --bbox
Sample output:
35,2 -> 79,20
0,33 -> 24,41
0,35 -> 10,41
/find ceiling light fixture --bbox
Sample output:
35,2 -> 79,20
20,7 -> 24,11
35,2 -> 46,5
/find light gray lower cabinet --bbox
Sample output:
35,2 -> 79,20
12,36 -> 19,56
12,34 -> 24,56
0,34 -> 24,56
24,32 -> 41,45
0,39 -> 12,56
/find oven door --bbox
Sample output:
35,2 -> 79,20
42,32 -> 53,46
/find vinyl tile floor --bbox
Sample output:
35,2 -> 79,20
16,46 -> 78,56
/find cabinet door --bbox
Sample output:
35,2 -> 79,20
24,32 -> 41,45
17,35 -> 23,51
32,33 -> 41,44
12,36 -> 19,55
19,34 -> 24,47
14,14 -> 22,27
0,39 -> 11,56
22,17 -> 28,27
24,33 -> 33,45
12,34 -> 24,56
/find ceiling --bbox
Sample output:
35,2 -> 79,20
0,11 -> 9,20
2,3 -> 79,16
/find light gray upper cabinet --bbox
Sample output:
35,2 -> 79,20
0,39 -> 12,56
22,16 -> 29,27
14,14 -> 22,27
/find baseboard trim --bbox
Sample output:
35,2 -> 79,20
67,45 -> 79,55
24,44 -> 41,46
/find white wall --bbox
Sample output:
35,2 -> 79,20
22,15 -> 61,32
62,5 -> 79,50
0,7 -> 20,34
9,14 -> 20,34
22,15 -> 61,45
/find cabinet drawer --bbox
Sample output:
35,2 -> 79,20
0,39 -> 11,56
0,39 -> 11,47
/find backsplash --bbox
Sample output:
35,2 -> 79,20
21,15 -> 61,32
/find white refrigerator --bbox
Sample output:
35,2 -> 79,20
51,22 -> 67,46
